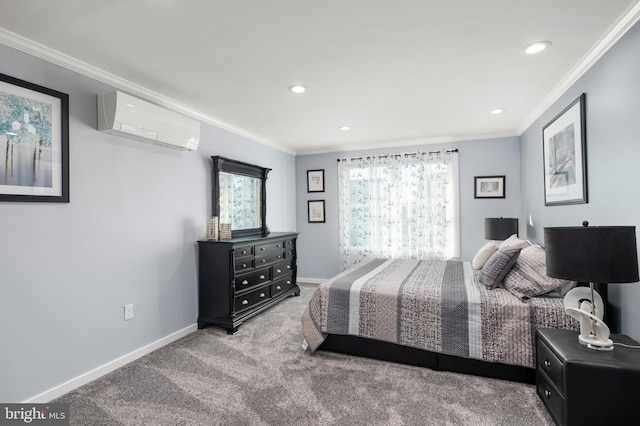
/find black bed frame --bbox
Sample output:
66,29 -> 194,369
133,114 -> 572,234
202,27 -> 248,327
319,334 -> 536,384
317,284 -> 611,384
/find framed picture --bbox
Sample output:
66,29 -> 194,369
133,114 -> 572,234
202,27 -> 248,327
0,73 -> 69,202
308,200 -> 325,223
307,169 -> 325,192
542,93 -> 587,206
474,176 -> 505,199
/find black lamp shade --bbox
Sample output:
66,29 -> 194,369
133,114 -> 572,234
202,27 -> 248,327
485,218 -> 518,240
544,226 -> 639,283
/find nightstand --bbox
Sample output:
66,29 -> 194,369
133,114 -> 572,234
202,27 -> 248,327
536,328 -> 640,426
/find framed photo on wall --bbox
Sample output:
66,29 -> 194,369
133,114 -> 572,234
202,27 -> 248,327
474,176 -> 505,199
307,169 -> 325,192
0,73 -> 69,202
308,200 -> 326,223
542,93 -> 587,206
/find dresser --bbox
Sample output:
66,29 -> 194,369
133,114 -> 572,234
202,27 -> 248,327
536,328 -> 640,426
197,232 -> 299,334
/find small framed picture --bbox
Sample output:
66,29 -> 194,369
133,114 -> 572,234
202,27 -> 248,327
308,200 -> 326,223
474,176 -> 505,199
307,169 -> 325,192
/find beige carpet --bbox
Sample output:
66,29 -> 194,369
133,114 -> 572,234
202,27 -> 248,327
55,283 -> 554,425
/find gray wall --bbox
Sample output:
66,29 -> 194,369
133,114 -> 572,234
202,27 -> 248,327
0,44 -> 296,402
295,137 -> 521,280
520,21 -> 640,340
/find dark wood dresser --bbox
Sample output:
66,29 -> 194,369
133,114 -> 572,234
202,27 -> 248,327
536,328 -> 640,426
197,232 -> 299,334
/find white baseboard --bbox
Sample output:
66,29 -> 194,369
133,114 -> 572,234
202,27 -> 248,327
297,277 -> 324,285
24,323 -> 198,403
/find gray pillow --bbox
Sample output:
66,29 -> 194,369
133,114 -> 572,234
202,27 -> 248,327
503,245 -> 575,299
480,246 -> 522,289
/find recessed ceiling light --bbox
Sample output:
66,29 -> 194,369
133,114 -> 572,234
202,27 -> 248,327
524,41 -> 551,54
339,126 -> 351,131
288,85 -> 307,94
490,108 -> 505,115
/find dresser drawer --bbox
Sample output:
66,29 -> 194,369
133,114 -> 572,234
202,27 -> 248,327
271,275 -> 294,297
236,268 -> 271,290
235,245 -> 254,258
536,369 -> 564,425
235,258 -> 254,274
537,339 -> 564,392
235,286 -> 271,312
273,260 -> 294,279
255,251 -> 285,267
255,239 -> 286,255
285,239 -> 295,250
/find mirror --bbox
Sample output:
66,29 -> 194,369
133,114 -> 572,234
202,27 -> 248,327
212,156 -> 270,237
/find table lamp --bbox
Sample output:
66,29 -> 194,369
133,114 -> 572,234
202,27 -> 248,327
544,222 -> 639,350
485,217 -> 519,240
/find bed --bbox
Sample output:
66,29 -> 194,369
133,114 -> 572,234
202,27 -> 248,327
302,239 -> 580,383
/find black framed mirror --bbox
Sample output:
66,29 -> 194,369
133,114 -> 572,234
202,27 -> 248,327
211,156 -> 271,238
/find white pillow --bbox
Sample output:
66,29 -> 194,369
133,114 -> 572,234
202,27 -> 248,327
472,241 -> 499,270
498,234 -> 531,250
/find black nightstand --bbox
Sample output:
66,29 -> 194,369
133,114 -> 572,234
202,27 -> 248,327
536,328 -> 640,426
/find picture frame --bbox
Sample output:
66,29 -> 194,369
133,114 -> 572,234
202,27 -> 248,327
474,176 -> 505,199
307,169 -> 325,192
542,93 -> 587,206
307,200 -> 326,223
0,73 -> 69,202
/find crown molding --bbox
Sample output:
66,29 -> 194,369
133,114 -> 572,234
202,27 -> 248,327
294,131 -> 518,156
517,2 -> 640,135
0,27 -> 295,156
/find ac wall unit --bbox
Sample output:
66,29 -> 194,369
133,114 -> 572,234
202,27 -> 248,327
97,91 -> 200,150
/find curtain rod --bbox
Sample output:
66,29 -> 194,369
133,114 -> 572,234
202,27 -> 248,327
337,148 -> 458,162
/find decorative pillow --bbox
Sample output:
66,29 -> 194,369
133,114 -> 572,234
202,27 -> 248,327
472,241 -> 499,270
503,245 -> 575,299
498,234 -> 531,250
479,246 -> 522,289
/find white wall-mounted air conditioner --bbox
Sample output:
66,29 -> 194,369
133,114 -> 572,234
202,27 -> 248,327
97,91 -> 200,151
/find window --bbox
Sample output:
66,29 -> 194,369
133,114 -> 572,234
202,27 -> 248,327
338,151 -> 459,270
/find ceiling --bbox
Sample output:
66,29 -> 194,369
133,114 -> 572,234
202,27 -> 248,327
0,0 -> 639,155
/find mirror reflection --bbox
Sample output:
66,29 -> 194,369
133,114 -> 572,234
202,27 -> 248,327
219,172 -> 262,230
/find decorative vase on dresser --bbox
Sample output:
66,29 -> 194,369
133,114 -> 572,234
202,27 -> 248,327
198,232 -> 299,334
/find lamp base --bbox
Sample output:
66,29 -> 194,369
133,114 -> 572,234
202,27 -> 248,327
577,334 -> 614,351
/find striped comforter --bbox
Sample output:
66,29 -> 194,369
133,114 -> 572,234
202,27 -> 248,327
302,258 -> 578,368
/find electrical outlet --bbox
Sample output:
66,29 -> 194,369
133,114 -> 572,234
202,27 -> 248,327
124,304 -> 134,321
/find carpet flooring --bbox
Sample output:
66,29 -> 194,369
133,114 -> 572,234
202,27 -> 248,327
55,283 -> 554,425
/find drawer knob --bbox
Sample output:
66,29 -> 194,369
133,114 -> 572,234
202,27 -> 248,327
276,269 -> 282,273
242,263 -> 247,268
261,259 -> 266,263
544,360 -> 551,368
286,280 -> 291,284
241,250 -> 247,254
241,280 -> 249,285
276,244 -> 281,248
242,300 -> 248,305
260,247 -> 265,251
277,255 -> 281,259
260,293 -> 266,298
276,285 -> 281,290
544,389 -> 552,398
259,275 -> 265,280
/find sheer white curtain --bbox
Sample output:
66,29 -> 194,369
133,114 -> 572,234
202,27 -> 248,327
338,150 -> 459,270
